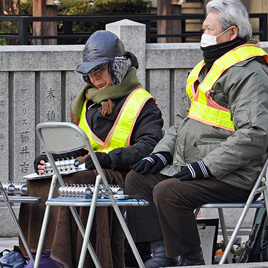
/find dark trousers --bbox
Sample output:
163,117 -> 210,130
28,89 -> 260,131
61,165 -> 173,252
125,170 -> 251,258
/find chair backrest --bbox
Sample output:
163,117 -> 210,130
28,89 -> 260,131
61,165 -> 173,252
36,122 -> 90,154
36,122 -> 108,189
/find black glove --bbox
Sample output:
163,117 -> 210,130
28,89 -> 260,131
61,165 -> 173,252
173,160 -> 212,181
132,152 -> 173,175
85,152 -> 111,170
34,154 -> 48,174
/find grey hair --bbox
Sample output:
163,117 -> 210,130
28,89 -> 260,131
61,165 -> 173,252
206,0 -> 252,38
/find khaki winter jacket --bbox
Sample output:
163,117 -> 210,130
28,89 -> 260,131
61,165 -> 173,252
153,56 -> 268,191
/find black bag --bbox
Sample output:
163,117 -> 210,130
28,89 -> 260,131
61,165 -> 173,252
238,207 -> 268,262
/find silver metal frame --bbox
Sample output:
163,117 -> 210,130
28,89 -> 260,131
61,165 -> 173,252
0,183 -> 39,264
34,122 -> 146,268
195,156 -> 268,264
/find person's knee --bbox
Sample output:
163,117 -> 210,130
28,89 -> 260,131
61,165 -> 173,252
153,178 -> 182,206
153,180 -> 170,204
125,169 -> 140,194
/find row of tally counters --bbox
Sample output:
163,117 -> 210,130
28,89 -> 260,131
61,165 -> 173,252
1,182 -> 28,196
44,158 -> 80,174
44,159 -> 127,199
58,184 -> 125,199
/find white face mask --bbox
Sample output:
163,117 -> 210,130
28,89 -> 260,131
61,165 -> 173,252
200,27 -> 232,48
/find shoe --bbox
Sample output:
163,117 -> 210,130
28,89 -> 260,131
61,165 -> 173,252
24,251 -> 60,268
178,247 -> 205,266
144,241 -> 178,268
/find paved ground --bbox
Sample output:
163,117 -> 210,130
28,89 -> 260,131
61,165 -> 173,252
1,236 -> 268,267
0,236 -> 18,252
185,263 -> 268,267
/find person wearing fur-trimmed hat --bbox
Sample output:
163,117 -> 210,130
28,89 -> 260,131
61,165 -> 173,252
19,30 -> 163,268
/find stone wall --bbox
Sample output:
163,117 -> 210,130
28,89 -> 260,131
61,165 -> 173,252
1,19 -> 268,236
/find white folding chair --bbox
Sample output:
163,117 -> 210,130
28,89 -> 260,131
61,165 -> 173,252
195,155 -> 268,264
34,122 -> 148,268
0,183 -> 40,265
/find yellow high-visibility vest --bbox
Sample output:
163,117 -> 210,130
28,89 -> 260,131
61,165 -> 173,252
79,88 -> 153,153
186,44 -> 268,131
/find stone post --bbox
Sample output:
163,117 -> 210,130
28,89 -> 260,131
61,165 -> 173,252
106,19 -> 146,88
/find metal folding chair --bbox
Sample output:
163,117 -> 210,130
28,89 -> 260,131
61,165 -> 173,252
195,155 -> 268,264
34,122 -> 147,268
0,183 -> 40,265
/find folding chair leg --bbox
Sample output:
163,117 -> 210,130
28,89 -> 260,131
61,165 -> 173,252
53,166 -> 101,267
263,183 -> 268,215
35,175 -> 101,268
78,175 -> 102,268
220,205 -> 251,264
0,187 -> 35,264
34,175 -> 58,268
78,174 -> 145,268
69,205 -> 101,267
101,180 -> 145,268
85,150 -> 145,268
218,208 -> 232,264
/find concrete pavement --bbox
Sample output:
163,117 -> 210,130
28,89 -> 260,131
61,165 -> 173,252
0,236 -> 18,252
0,236 -> 268,267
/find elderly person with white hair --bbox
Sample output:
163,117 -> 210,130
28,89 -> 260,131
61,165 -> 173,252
125,0 -> 268,267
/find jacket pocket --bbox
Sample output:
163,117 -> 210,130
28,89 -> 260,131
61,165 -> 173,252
231,104 -> 252,129
194,140 -> 226,159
